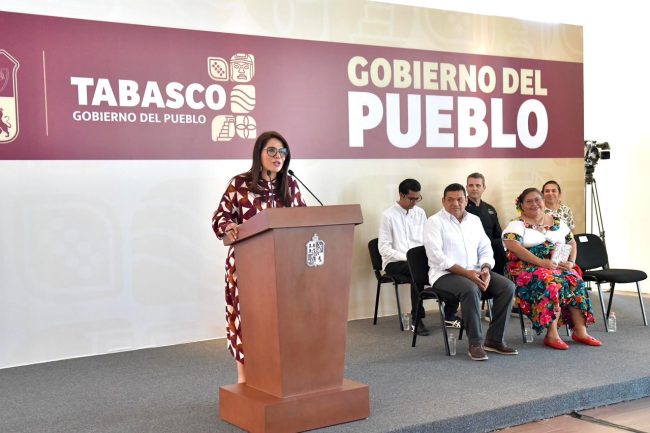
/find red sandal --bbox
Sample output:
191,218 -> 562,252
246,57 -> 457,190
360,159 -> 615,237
571,334 -> 602,346
543,337 -> 569,350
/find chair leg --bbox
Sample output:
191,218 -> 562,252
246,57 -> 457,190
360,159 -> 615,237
395,283 -> 404,331
606,283 -> 616,319
411,298 -> 424,348
373,282 -> 381,325
486,299 -> 493,323
438,300 -> 451,356
597,283 -> 609,332
636,282 -> 648,326
519,308 -> 526,343
458,300 -> 466,340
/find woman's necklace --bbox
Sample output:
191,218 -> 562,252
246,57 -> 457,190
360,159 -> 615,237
525,214 -> 547,233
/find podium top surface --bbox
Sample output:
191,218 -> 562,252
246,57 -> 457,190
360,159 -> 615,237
224,204 -> 363,246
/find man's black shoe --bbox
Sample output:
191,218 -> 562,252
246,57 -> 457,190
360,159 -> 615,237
411,319 -> 430,336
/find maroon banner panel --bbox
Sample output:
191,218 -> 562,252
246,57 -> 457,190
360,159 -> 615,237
0,12 -> 583,160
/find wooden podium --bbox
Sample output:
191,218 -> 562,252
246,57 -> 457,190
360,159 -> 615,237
219,204 -> 369,433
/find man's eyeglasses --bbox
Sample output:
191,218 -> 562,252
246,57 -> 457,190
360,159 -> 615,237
402,194 -> 422,203
265,147 -> 289,158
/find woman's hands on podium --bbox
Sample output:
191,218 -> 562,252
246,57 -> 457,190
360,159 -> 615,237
225,223 -> 239,242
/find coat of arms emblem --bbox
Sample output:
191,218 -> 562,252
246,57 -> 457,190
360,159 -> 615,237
0,49 -> 19,143
306,233 -> 325,267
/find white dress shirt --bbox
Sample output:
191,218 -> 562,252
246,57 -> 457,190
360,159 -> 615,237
424,208 -> 495,285
378,202 -> 427,270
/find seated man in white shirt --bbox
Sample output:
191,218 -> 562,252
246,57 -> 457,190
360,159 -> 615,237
424,183 -> 517,360
379,179 -> 459,336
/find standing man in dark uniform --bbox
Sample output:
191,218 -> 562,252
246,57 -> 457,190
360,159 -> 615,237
465,173 -> 506,275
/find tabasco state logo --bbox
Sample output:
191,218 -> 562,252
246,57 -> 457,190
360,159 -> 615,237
208,53 -> 257,142
0,49 -> 19,143
69,52 -> 257,142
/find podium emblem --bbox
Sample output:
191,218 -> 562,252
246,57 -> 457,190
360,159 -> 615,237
306,233 -> 325,267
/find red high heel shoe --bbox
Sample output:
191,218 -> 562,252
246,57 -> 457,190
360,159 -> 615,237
571,334 -> 602,346
543,337 -> 569,350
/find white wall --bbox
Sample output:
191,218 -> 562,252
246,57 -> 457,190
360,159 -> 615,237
582,10 -> 650,271
1,0 -> 647,368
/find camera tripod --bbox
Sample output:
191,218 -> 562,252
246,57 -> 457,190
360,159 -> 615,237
585,175 -> 606,245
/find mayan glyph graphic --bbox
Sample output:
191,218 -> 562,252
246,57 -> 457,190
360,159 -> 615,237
230,53 -> 254,82
208,57 -> 229,81
210,53 -> 256,142
212,115 -> 235,141
235,115 -> 256,139
211,114 -> 257,141
230,85 -> 255,114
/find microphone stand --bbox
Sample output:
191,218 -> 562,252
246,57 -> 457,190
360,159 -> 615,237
288,169 -> 324,206
266,170 -> 275,208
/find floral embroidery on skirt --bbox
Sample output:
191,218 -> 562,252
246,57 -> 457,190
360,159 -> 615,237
506,241 -> 595,334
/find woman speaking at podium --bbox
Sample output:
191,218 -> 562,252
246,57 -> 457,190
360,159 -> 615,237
212,131 -> 306,383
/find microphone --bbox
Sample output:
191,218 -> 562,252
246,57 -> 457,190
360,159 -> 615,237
288,169 -> 324,206
266,170 -> 275,208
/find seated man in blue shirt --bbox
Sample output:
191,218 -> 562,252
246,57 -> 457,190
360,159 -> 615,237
424,183 -> 517,361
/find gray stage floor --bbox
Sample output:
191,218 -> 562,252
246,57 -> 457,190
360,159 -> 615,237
2,292 -> 650,433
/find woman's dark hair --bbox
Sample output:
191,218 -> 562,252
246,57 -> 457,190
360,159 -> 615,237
542,180 -> 561,194
515,187 -> 543,211
245,130 -> 292,207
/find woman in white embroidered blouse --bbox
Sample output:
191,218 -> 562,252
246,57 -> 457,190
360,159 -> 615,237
502,188 -> 601,350
542,180 -> 575,230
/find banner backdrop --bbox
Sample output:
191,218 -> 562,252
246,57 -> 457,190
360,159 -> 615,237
0,11 -> 583,160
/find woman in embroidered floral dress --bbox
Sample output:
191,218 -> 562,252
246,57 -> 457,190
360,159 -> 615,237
502,188 -> 601,350
542,180 -> 575,230
212,131 -> 306,382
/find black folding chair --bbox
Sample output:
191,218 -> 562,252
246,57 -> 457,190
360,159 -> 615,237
406,246 -> 456,354
405,246 -> 494,355
575,233 -> 648,331
368,238 -> 411,331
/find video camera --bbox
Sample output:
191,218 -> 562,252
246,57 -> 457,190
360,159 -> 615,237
584,140 -> 611,184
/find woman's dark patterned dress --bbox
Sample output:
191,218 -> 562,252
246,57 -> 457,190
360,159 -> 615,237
212,174 -> 305,361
